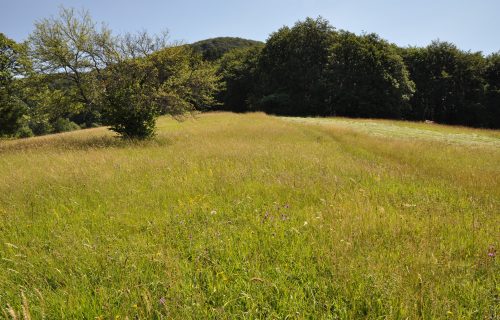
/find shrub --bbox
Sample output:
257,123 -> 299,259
102,60 -> 160,139
28,114 -> 53,136
15,125 -> 34,138
53,118 -> 80,133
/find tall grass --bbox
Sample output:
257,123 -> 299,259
0,113 -> 498,319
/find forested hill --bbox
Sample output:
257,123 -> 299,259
191,37 -> 263,61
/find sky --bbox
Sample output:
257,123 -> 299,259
1,0 -> 499,54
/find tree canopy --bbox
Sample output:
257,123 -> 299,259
326,32 -> 415,118
22,7 -> 221,139
0,33 -> 30,136
191,37 -> 263,61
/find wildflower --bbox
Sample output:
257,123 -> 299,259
487,246 -> 496,258
210,210 -> 217,215
159,297 -> 166,305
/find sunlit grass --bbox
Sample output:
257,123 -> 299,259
0,112 -> 498,319
284,116 -> 500,147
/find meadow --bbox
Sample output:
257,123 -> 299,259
0,112 -> 498,319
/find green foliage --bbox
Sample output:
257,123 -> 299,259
402,41 -> 490,126
53,118 -> 80,133
150,46 -> 222,114
210,16 -> 497,128
0,95 -> 28,136
102,46 -> 221,139
217,46 -> 263,111
191,37 -> 263,61
28,112 -> 53,135
15,125 -> 34,138
326,32 -> 415,118
102,60 -> 160,139
256,17 -> 335,115
252,18 -> 414,119
0,33 -> 30,136
484,53 -> 500,128
26,7 -> 221,139
14,74 -> 85,135
0,33 -> 30,85
28,7 -> 113,128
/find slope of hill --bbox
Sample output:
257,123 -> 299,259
0,113 -> 498,318
191,37 -> 263,60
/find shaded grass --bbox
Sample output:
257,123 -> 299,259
0,112 -> 498,319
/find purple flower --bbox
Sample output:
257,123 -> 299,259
487,246 -> 496,258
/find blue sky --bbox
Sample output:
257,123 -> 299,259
1,0 -> 499,54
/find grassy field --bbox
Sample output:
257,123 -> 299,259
0,112 -> 498,319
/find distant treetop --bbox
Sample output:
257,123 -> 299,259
191,37 -> 263,61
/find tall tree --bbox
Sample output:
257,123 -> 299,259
102,45 -> 222,139
0,33 -> 30,136
256,17 -> 335,115
28,7 -> 116,127
325,32 -> 415,118
403,41 -> 488,126
484,53 -> 500,128
28,7 -> 221,139
217,45 -> 263,111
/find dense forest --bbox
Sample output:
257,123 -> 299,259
216,18 -> 499,128
1,12 -> 499,140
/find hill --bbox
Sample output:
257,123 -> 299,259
191,37 -> 263,60
0,113 -> 499,318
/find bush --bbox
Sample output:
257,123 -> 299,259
28,115 -> 53,136
102,60 -> 160,139
53,118 -> 80,133
258,93 -> 291,114
15,125 -> 34,138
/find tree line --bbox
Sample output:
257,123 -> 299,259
1,13 -> 499,140
217,18 -> 499,128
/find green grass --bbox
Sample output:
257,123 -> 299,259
0,112 -> 498,319
284,117 -> 500,147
